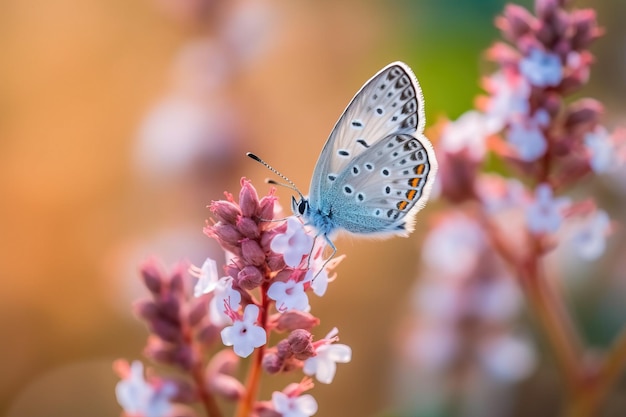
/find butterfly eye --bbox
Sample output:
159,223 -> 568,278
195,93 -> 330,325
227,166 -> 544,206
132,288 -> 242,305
298,200 -> 308,215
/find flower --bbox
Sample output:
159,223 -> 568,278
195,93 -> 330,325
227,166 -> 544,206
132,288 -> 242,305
519,48 -> 563,87
584,126 -> 614,173
271,217 -> 314,267
303,328 -> 352,384
439,111 -> 488,161
569,209 -> 611,261
507,117 -> 548,162
221,304 -> 267,358
209,276 -> 242,326
478,334 -> 536,382
272,391 -> 318,417
268,279 -> 310,312
115,361 -> 176,417
192,258 -> 219,297
525,184 -> 570,234
484,71 -> 530,133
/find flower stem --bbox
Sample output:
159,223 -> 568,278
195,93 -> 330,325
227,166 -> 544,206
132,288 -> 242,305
235,284 -> 270,417
191,363 -> 223,417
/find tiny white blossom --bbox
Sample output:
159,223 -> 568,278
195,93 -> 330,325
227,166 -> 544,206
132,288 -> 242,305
570,210 -> 611,261
193,258 -> 219,297
519,48 -> 563,87
478,335 -> 536,383
221,304 -> 267,358
525,184 -> 570,234
272,391 -> 318,417
115,361 -> 176,417
268,280 -> 310,312
303,328 -> 352,384
584,126 -> 614,173
440,111 -> 488,161
484,71 -> 530,133
209,276 -> 242,326
507,118 -> 548,162
271,217 -> 314,267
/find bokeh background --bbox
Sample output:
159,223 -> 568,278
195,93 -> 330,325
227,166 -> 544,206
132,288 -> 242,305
2,0 -> 626,416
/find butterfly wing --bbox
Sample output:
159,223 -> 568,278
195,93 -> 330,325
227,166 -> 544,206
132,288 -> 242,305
320,132 -> 437,237
309,62 -> 426,204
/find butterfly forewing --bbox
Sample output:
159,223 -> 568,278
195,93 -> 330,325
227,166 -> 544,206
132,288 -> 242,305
309,62 -> 425,204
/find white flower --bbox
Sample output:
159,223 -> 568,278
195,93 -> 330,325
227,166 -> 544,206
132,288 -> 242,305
303,328 -> 352,384
268,280 -> 310,312
115,361 -> 176,417
525,184 -> 570,234
478,335 -> 536,383
440,111 -> 488,161
570,210 -> 611,261
271,217 -> 314,267
519,48 -> 563,87
272,391 -> 318,417
584,126 -> 614,173
484,71 -> 530,133
220,304 -> 267,358
422,214 -> 486,277
193,258 -> 219,297
507,118 -> 548,162
209,276 -> 242,326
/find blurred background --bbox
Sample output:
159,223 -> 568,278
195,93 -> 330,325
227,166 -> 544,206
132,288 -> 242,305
1,0 -> 626,416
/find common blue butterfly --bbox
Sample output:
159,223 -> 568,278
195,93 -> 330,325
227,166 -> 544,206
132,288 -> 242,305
249,61 -> 437,256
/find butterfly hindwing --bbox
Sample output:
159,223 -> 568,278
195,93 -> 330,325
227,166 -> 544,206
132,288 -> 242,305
320,133 -> 435,236
309,62 -> 425,204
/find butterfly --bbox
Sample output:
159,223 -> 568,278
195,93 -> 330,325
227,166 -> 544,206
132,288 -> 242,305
249,61 -> 437,258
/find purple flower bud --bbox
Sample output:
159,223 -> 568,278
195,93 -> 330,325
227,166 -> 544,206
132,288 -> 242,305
168,378 -> 197,403
224,263 -> 239,280
210,200 -> 241,225
168,267 -> 185,296
241,238 -> 266,266
276,339 -> 292,359
271,311 -> 320,332
236,216 -> 260,239
208,374 -> 245,401
159,293 -> 182,325
288,329 -> 314,360
266,253 -> 286,271
262,352 -> 283,374
570,9 -> 602,50
186,297 -> 208,327
196,323 -> 221,346
258,192 -> 277,223
497,5 -> 536,42
239,178 -> 260,218
208,223 -> 243,248
140,259 -> 164,295
133,299 -> 160,321
564,99 -> 603,136
207,349 -> 240,376
237,265 -> 263,290
150,319 -> 182,343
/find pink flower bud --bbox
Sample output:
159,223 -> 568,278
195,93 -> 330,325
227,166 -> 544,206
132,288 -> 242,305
208,223 -> 243,248
168,378 -> 197,403
497,5 -> 535,42
266,253 -> 286,271
150,319 -> 182,343
272,310 -> 320,332
237,265 -> 263,290
570,9 -> 602,50
276,339 -> 292,359
239,178 -> 260,218
564,98 -> 603,136
159,293 -> 182,325
236,216 -> 260,239
288,329 -> 314,360
255,402 -> 282,417
133,299 -> 159,321
210,200 -> 241,225
168,267 -> 185,295
241,238 -> 266,266
262,352 -> 283,374
196,323 -> 221,346
258,192 -> 277,222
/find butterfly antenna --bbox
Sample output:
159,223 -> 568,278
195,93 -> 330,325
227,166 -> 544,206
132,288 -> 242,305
246,152 -> 304,199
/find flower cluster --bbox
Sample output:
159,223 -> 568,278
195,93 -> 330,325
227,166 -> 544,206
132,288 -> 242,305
403,0 -> 626,415
115,179 -> 351,417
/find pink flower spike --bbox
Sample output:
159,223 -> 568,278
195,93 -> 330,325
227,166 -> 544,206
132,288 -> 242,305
272,391 -> 318,417
519,48 -> 563,87
271,217 -> 314,268
526,184 -> 570,234
115,360 -> 176,417
303,328 -> 352,384
220,304 -> 267,358
268,280 -> 310,312
570,210 -> 611,261
191,258 -> 219,297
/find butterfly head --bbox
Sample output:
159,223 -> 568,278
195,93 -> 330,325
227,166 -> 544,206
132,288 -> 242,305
292,195 -> 310,218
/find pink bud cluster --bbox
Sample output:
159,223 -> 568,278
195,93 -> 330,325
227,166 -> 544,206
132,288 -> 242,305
116,178 -> 350,417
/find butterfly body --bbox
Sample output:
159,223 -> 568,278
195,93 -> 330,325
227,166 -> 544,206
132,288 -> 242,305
292,61 -> 437,242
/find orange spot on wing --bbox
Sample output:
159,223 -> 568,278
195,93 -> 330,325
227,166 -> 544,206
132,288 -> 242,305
396,200 -> 408,210
414,164 -> 425,175
406,189 -> 417,200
